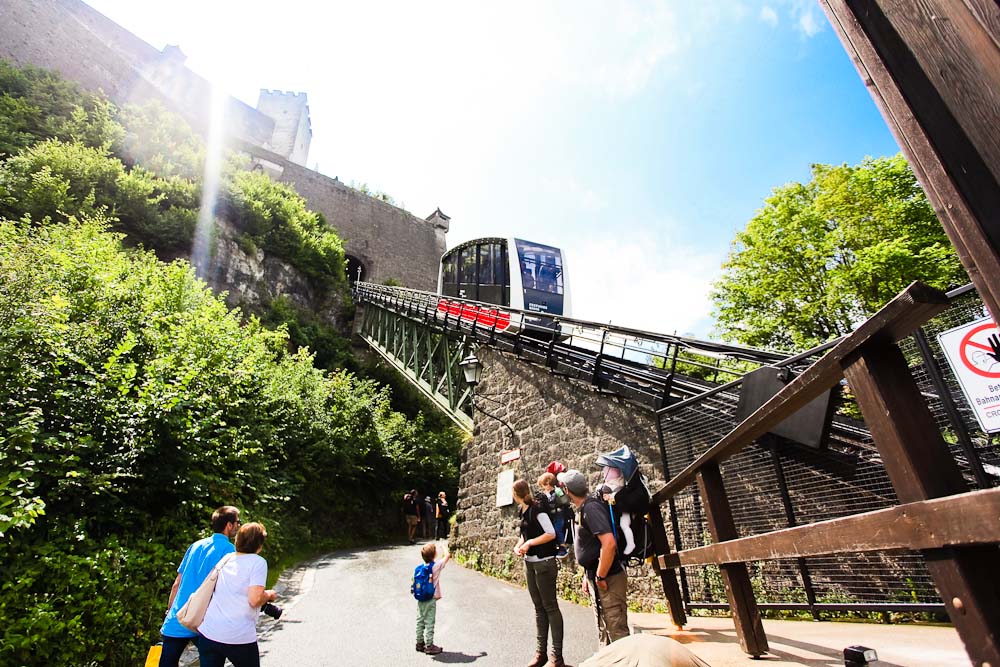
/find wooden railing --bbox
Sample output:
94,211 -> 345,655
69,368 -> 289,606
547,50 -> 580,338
646,282 -> 1000,664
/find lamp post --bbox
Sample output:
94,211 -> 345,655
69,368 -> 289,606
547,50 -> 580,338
459,351 -> 516,443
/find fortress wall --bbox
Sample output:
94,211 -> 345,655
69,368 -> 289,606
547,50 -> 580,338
279,161 -> 447,291
452,347 -> 669,609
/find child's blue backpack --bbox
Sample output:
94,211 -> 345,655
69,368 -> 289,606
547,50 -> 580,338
411,563 -> 435,601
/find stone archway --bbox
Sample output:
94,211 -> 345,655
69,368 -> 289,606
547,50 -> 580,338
345,254 -> 368,284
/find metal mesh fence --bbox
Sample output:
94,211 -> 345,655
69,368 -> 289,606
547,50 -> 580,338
657,286 -> 996,613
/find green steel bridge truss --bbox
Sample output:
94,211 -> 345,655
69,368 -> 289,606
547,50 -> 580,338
358,298 -> 473,431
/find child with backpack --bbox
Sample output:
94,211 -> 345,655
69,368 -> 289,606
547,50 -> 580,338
537,472 -> 572,558
412,542 -> 450,655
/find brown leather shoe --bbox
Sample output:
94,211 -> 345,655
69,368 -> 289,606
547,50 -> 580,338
527,653 -> 547,667
545,656 -> 566,667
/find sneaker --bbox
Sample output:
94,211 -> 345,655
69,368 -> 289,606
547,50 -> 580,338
424,644 -> 443,655
416,642 -> 425,652
555,546 -> 569,559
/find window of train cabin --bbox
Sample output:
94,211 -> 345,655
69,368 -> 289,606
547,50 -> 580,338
478,244 -> 494,285
514,240 -> 563,295
442,252 -> 458,296
458,246 -> 478,300
496,243 -> 509,306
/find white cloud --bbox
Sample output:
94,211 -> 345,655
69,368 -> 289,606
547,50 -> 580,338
565,232 -> 722,336
798,9 -> 822,37
760,6 -> 779,27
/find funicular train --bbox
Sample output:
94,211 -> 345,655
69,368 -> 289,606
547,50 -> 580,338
436,238 -> 570,332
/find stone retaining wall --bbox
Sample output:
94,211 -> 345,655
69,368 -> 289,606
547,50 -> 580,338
451,346 -> 670,611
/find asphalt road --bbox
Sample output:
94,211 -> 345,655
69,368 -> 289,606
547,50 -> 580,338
257,542 -> 603,666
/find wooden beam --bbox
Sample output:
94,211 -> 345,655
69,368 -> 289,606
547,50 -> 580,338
698,462 -> 768,657
820,0 -> 1000,320
651,282 -> 948,506
845,339 -> 1000,665
659,486 -> 1000,568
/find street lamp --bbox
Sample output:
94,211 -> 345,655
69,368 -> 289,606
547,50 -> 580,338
459,351 -> 515,442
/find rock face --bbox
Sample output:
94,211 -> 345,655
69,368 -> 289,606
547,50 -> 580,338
207,218 -> 350,330
451,347 -> 669,611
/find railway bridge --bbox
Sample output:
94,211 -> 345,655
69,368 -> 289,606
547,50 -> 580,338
354,281 -> 1000,663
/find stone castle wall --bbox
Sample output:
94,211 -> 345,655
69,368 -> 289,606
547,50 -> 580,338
279,161 -> 447,291
451,346 -> 670,610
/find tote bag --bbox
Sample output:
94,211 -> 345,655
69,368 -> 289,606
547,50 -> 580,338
176,553 -> 234,632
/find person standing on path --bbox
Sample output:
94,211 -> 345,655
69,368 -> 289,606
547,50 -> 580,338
435,491 -> 451,540
415,542 -> 451,655
197,522 -> 278,667
403,491 -> 420,544
513,480 -> 566,667
558,469 -> 630,646
158,506 -> 239,667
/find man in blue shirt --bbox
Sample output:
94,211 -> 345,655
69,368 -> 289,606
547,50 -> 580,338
159,506 -> 240,667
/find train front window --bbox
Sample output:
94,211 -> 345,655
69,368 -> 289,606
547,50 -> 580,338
514,239 -> 563,295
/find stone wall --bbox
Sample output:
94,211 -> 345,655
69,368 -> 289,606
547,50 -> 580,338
451,346 -> 670,610
278,161 -> 448,291
0,0 -> 275,147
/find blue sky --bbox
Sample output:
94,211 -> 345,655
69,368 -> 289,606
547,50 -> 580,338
85,0 -> 902,338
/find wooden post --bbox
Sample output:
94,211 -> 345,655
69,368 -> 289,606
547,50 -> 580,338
697,462 -> 768,657
844,339 -> 1000,665
820,0 -> 1000,321
647,502 -> 687,627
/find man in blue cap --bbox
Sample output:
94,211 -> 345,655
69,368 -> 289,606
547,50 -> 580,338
159,505 -> 239,666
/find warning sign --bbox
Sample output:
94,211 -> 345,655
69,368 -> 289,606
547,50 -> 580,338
938,316 -> 1000,433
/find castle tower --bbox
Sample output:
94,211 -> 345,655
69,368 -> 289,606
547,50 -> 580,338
256,90 -> 312,166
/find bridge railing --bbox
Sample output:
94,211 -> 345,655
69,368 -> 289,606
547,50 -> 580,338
646,282 -> 1000,662
353,281 -> 819,411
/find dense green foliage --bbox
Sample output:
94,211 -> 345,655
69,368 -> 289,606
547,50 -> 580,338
712,156 -> 967,350
0,59 -> 463,665
0,60 -> 345,289
0,218 -> 460,664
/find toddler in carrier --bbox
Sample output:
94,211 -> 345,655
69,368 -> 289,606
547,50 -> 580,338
537,471 -> 570,558
596,446 -> 648,558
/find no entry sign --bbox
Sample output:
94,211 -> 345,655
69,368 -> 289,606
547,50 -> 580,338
938,315 -> 1000,433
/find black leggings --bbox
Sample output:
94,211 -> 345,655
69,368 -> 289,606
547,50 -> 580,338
198,636 -> 260,667
525,558 -> 564,657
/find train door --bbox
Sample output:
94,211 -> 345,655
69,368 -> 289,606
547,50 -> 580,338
457,245 -> 478,301
477,241 -> 507,306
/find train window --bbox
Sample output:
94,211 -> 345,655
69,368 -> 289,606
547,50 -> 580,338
442,252 -> 457,284
515,239 -> 563,295
494,243 -> 505,285
459,246 -> 477,284
478,244 -> 494,285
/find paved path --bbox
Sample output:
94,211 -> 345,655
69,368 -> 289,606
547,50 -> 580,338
258,543 -> 602,666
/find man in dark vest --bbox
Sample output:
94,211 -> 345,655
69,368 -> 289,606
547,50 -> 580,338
558,469 -> 630,645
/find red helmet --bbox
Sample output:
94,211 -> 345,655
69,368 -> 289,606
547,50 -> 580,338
545,461 -> 566,475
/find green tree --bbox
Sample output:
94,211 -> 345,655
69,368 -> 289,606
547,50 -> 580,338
711,155 -> 966,350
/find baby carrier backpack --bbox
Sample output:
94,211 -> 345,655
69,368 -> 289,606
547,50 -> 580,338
411,562 -> 435,601
596,446 -> 653,566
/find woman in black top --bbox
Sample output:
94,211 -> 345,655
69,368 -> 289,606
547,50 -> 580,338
435,491 -> 451,540
512,479 -> 565,667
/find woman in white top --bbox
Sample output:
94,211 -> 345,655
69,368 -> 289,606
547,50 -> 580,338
513,479 -> 565,667
197,522 -> 277,667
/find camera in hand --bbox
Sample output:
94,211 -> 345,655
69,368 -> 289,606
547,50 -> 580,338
261,602 -> 283,620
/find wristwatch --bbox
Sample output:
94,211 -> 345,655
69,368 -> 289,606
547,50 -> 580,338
595,574 -> 606,582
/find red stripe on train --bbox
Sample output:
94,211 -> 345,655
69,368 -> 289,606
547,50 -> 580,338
436,299 -> 511,331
